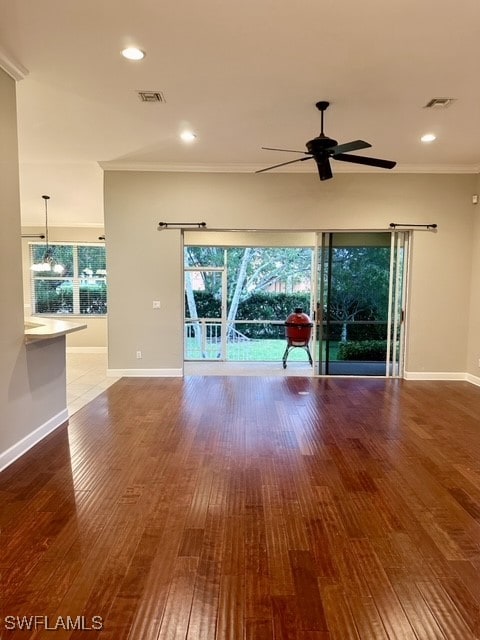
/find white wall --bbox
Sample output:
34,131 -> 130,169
104,170 -> 476,378
0,68 -> 68,471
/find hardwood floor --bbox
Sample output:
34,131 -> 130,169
1,376 -> 480,639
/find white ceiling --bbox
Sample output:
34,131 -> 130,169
2,0 -> 480,226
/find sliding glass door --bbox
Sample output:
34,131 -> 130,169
314,231 -> 409,376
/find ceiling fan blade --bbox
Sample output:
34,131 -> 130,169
330,140 -> 372,155
316,157 -> 333,181
334,153 -> 396,169
255,156 -> 313,174
261,146 -> 309,154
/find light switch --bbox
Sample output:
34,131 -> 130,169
152,300 -> 161,309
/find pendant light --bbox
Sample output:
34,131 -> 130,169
31,195 -> 65,273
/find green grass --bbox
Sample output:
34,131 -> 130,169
186,338 -> 340,362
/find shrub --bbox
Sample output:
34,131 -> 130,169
236,292 -> 311,323
323,323 -> 343,341
347,322 -> 388,341
35,280 -> 73,313
185,291 -> 221,318
35,281 -> 107,314
185,291 -> 312,339
337,340 -> 387,361
79,283 -> 107,314
237,292 -> 311,338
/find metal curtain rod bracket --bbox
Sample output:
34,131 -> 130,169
390,223 -> 438,230
98,235 -> 105,240
158,221 -> 207,230
22,234 -> 46,239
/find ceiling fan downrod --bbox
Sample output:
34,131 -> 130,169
316,101 -> 329,136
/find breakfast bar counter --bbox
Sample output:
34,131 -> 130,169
24,317 -> 87,343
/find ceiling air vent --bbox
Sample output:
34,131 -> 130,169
137,90 -> 166,103
423,97 -> 456,109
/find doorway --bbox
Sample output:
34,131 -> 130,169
183,230 -> 409,377
184,244 -> 313,365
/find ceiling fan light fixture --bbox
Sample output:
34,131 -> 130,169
121,47 -> 145,61
421,133 -> 436,143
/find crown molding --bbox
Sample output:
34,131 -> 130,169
21,221 -> 104,229
98,160 -> 480,175
98,161 -> 274,172
390,164 -> 480,174
0,47 -> 28,81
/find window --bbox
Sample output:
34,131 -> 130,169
30,243 -> 107,315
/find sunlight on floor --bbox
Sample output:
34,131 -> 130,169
66,354 -> 314,417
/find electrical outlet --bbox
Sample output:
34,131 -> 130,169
136,351 -> 142,359
152,300 -> 161,309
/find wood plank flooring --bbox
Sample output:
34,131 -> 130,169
1,376 -> 480,639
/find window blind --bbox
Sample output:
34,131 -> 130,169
29,243 -> 107,315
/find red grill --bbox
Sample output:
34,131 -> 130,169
282,308 -> 313,369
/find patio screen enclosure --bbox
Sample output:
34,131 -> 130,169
184,231 -> 409,377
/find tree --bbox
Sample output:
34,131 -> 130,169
185,246 -> 312,318
326,247 -> 390,341
184,246 -> 313,354
226,247 -> 252,327
227,247 -> 311,301
184,252 -> 224,357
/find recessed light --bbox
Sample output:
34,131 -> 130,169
180,131 -> 197,142
421,133 -> 436,143
121,47 -> 145,61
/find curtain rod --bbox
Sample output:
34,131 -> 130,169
157,223 -> 438,232
21,234 -> 46,239
389,223 -> 437,230
158,221 -> 207,229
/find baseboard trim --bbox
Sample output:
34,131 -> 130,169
107,368 -> 183,378
465,373 -> 480,387
0,409 -> 69,473
67,347 -> 107,354
106,367 -> 480,383
404,371 -> 467,381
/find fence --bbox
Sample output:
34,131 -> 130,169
184,318 -> 394,364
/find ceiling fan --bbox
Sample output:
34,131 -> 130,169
256,101 -> 396,181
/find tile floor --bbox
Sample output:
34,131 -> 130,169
66,352 -> 119,416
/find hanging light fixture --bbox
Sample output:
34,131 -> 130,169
31,195 -> 65,273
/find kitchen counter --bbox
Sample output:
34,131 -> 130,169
24,316 -> 87,342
